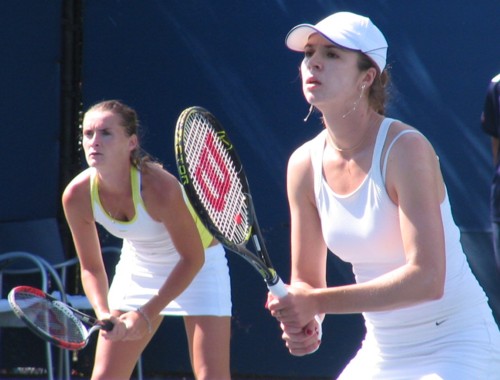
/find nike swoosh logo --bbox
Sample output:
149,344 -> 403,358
435,319 -> 447,326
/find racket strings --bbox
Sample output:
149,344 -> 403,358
13,292 -> 87,343
184,113 -> 250,244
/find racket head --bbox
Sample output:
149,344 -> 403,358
175,106 -> 253,247
8,286 -> 90,350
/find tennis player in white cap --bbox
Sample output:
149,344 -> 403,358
267,11 -> 500,379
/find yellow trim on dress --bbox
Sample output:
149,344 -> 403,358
181,187 -> 214,249
91,166 -> 214,248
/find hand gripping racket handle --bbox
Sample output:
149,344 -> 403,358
268,278 -> 323,353
88,319 -> 114,339
98,319 -> 114,331
267,277 -> 288,298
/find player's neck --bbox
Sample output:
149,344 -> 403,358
95,166 -> 132,195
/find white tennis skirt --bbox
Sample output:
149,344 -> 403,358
337,304 -> 500,379
108,244 -> 232,316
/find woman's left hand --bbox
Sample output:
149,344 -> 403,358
118,310 -> 152,341
280,318 -> 322,356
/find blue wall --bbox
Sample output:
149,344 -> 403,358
0,1 -> 62,222
80,1 -> 500,231
2,1 -> 500,378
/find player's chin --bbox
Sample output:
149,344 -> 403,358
85,158 -> 98,167
86,154 -> 105,166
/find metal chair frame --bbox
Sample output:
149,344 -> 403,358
0,251 -> 71,380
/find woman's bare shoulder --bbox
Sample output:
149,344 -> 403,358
289,132 -> 324,168
63,168 -> 92,202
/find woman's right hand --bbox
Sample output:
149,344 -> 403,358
280,317 -> 322,356
99,313 -> 128,341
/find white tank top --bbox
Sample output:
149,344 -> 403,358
309,118 -> 487,331
89,166 -> 180,273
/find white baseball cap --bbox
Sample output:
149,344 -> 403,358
285,12 -> 388,72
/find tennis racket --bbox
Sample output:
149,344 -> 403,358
175,106 -> 287,298
8,285 -> 113,351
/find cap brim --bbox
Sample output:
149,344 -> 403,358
285,24 -> 319,52
285,23 -> 358,53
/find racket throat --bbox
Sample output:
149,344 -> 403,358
252,235 -> 262,252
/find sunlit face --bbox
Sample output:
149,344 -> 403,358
82,110 -> 137,168
300,33 -> 363,109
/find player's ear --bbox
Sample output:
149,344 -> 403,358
362,66 -> 377,87
129,134 -> 138,152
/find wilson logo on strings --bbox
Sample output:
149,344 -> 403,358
194,132 -> 231,212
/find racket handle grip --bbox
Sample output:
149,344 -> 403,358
99,319 -> 114,331
268,277 -> 288,298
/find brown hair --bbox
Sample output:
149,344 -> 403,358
357,53 -> 391,115
83,100 -> 155,168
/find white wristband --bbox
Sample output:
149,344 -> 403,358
136,307 -> 153,334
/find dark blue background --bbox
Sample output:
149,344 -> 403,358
2,1 -> 500,378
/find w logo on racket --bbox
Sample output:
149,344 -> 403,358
194,132 -> 231,212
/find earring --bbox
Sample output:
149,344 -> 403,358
341,84 -> 366,119
303,105 -> 314,122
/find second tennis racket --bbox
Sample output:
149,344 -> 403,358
8,285 -> 113,351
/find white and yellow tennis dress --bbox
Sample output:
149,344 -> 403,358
89,166 -> 232,316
